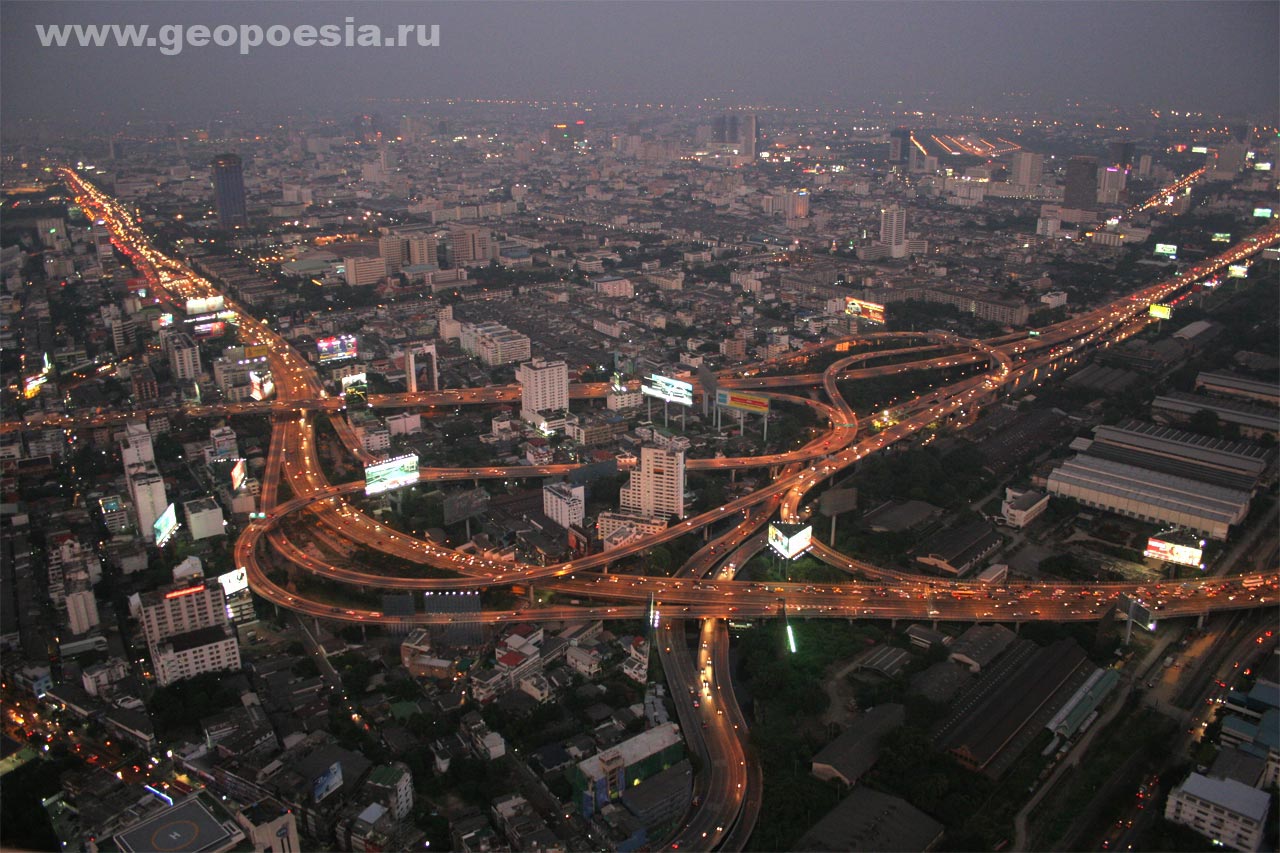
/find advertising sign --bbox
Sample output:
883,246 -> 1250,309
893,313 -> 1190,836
1153,243 -> 1178,257
641,374 -> 694,406
715,389 -> 770,414
364,453 -> 419,496
1148,304 -> 1172,320
153,503 -> 179,547
317,334 -> 358,363
312,762 -> 343,803
249,369 -> 274,401
244,344 -> 269,358
844,297 -> 887,324
442,487 -> 490,526
1228,264 -> 1248,279
185,295 -> 224,315
193,320 -> 226,338
1211,232 -> 1232,243
230,458 -> 247,492
1253,207 -> 1273,219
1144,537 -> 1205,568
340,372 -> 368,391
767,523 -> 813,560
217,569 -> 249,597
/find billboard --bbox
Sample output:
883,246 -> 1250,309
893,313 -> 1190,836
1144,537 -> 1205,568
193,320 -> 226,338
244,344 -> 269,359
249,369 -> 274,401
364,453 -> 419,496
1253,208 -> 1273,219
641,374 -> 694,406
230,458 -> 247,492
317,334 -> 358,363
158,313 -> 174,327
1153,243 -> 1178,258
1148,304 -> 1172,320
1211,232 -> 1232,243
217,568 -> 249,597
844,297 -> 886,324
340,372 -> 368,391
313,761 -> 343,804
767,523 -> 813,560
819,488 -> 859,517
185,295 -> 224,315
442,487 -> 490,526
716,389 -> 770,414
153,503 -> 179,547
1228,264 -> 1249,279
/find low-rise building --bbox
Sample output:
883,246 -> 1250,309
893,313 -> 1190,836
1164,773 -> 1271,851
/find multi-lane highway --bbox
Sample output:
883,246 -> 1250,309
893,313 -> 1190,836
56,168 -> 1279,851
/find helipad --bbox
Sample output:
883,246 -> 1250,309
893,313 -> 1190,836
114,798 -> 238,853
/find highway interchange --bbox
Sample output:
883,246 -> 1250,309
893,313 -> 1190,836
45,168 -> 1280,850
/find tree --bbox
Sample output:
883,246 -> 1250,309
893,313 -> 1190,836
1187,409 -> 1221,437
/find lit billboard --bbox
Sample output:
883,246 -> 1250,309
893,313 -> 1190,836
641,374 -> 694,406
185,295 -> 224,315
1211,232 -> 1232,243
1191,145 -> 1209,154
1154,243 -> 1178,258
193,320 -> 226,338
1253,208 -> 1273,219
340,372 -> 368,391
767,523 -> 813,560
364,453 -> 419,496
153,503 -> 179,547
1228,264 -> 1249,279
716,389 -> 770,414
1144,537 -> 1205,568
249,369 -> 274,401
317,334 -> 358,363
230,458 -> 247,492
158,313 -> 174,327
844,297 -> 886,324
244,344 -> 269,359
217,568 -> 249,597
1255,162 -> 1272,171
1148,304 -> 1172,320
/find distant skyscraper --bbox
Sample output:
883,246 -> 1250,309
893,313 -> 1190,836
711,113 -> 758,156
620,445 -> 686,521
1011,151 -> 1044,187
518,358 -> 569,425
379,234 -> 407,275
1108,141 -> 1136,171
1064,156 -> 1098,210
880,204 -> 907,258
889,129 -> 912,164
210,154 -> 248,227
406,343 -> 438,394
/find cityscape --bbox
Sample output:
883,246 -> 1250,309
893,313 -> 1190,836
1,2 -> 1279,852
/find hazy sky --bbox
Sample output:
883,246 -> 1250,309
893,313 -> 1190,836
2,1 -> 1277,122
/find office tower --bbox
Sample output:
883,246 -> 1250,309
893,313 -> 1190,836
880,204 -> 908,258
405,343 -> 438,393
1011,151 -> 1044,187
117,421 -> 155,468
167,332 -> 201,381
620,445 -> 686,521
711,113 -> 758,156
543,482 -> 585,529
448,226 -> 493,266
1137,154 -> 1153,179
1108,141 -> 1135,171
548,120 -> 586,152
407,233 -> 438,267
518,358 -> 569,424
210,153 -> 248,227
140,578 -> 240,686
379,234 -> 407,275
1063,156 -> 1098,210
889,128 -> 912,164
65,588 -> 100,636
91,219 -> 115,259
1097,166 -> 1127,205
343,255 -> 387,286
380,145 -> 398,174
126,461 -> 168,542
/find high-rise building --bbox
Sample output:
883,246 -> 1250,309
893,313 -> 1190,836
880,204 -> 908,258
1064,156 -> 1098,210
210,154 -> 248,228
379,234 -> 408,275
518,358 -> 569,425
118,421 -> 155,468
711,113 -> 758,156
448,227 -> 493,267
65,588 -> 100,636
620,445 -> 686,521
543,482 -> 585,530
1108,140 -> 1136,171
343,255 -> 388,287
888,129 -> 912,164
1097,165 -> 1127,205
140,578 -> 240,686
167,333 -> 202,381
406,233 -> 439,267
126,461 -> 168,542
1011,152 -> 1044,187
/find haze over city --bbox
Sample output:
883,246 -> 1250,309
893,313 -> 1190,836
0,2 -> 1278,853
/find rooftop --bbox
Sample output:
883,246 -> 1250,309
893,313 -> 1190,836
1177,773 -> 1271,821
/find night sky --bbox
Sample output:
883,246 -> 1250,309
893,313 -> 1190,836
2,1 -> 1277,122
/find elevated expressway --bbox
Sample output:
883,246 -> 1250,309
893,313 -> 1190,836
60,169 -> 1279,851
